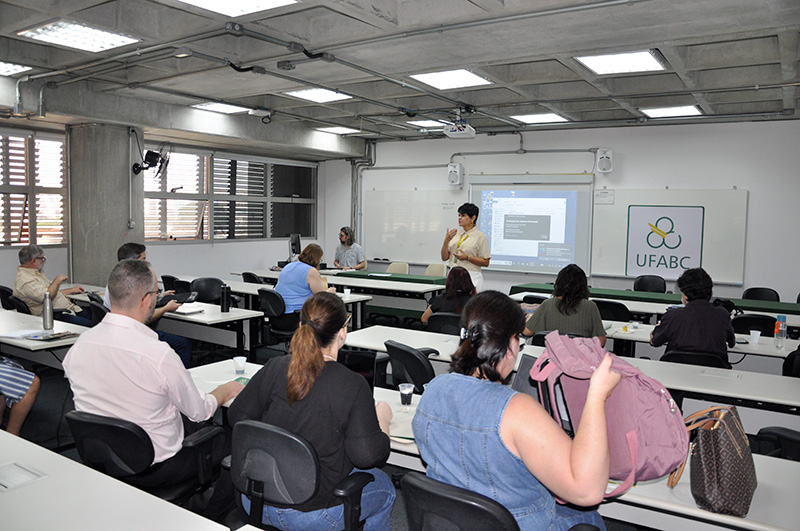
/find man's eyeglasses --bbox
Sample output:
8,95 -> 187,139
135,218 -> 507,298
142,288 -> 162,301
34,256 -> 46,263
343,313 -> 352,329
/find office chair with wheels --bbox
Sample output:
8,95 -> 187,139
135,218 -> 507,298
257,289 -> 299,350
592,300 -> 636,356
65,410 -> 223,504
229,420 -> 375,531
88,301 -> 109,326
162,275 -> 178,292
174,279 -> 191,294
384,340 -> 436,393
633,275 -> 667,293
337,349 -> 378,391
242,272 -> 264,284
426,312 -> 462,335
749,427 -> 800,461
732,314 -> 777,337
385,262 -> 410,275
742,287 -> 780,302
0,285 -> 15,310
424,263 -> 447,277
530,331 -> 552,347
6,294 -> 31,314
190,277 -> 240,307
522,294 -> 546,304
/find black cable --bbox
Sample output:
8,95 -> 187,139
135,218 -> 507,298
228,63 -> 255,73
729,353 -> 747,365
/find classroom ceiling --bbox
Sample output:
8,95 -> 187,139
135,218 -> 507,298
1,0 -> 799,144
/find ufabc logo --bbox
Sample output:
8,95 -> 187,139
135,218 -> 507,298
646,217 -> 682,250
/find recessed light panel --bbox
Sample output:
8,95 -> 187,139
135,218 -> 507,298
192,102 -> 250,114
511,113 -> 568,124
640,105 -> 701,118
410,69 -> 492,90
177,0 -> 297,17
407,120 -> 446,128
317,126 -> 359,135
285,88 -> 352,103
17,20 -> 138,53
0,62 -> 32,76
575,50 -> 665,75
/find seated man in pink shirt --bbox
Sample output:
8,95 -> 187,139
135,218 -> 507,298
63,259 -> 243,519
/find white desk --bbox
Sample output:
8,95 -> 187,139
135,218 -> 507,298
374,386 -> 424,472
189,360 -> 262,407
0,309 -> 88,369
0,431 -> 226,531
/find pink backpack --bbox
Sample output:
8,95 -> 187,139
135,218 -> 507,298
530,331 -> 689,497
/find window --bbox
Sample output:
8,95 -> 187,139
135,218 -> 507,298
0,133 -> 66,246
143,148 -> 316,241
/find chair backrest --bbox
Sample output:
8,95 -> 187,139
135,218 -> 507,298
424,263 -> 447,277
530,330 -> 550,347
174,279 -> 191,294
65,410 -> 154,478
190,277 -> 224,303
337,348 -> 377,391
7,295 -> 31,314
258,288 -> 286,318
522,294 -> 546,304
401,471 -> 520,531
384,340 -> 435,393
231,420 -> 320,512
86,292 -> 104,305
386,262 -> 409,275
752,427 -> 800,461
593,299 -> 632,322
88,301 -> 109,326
797,292 -> 800,304
0,285 -> 16,310
783,348 -> 800,377
742,287 -> 780,302
426,312 -> 462,335
633,275 -> 666,293
161,275 -> 178,291
242,272 -> 264,284
660,350 -> 732,370
731,313 -> 777,337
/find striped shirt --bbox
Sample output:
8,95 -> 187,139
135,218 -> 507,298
0,357 -> 35,406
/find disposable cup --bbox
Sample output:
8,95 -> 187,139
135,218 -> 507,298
233,356 -> 247,375
343,288 -> 351,299
749,330 -> 761,344
399,383 -> 414,405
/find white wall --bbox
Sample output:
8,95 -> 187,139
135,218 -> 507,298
321,120 -> 800,301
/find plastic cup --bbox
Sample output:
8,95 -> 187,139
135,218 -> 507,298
399,383 -> 414,405
343,288 -> 351,299
749,330 -> 761,344
233,356 -> 247,375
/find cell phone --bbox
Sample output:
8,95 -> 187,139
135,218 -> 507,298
735,339 -> 748,344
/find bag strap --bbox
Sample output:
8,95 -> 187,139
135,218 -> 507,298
668,406 -> 738,489
668,454 -> 688,487
606,430 -> 638,497
530,351 -> 556,382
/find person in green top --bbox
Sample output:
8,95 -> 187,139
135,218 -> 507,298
523,264 -> 607,346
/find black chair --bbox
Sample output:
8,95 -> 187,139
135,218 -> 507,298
402,471 -> 520,531
6,294 -> 32,314
0,285 -> 16,310
783,348 -> 800,377
732,313 -> 777,337
242,272 -> 264,284
797,292 -> 800,304
86,291 -> 105,306
426,312 -> 461,335
257,289 -> 299,349
384,340 -> 436,393
749,427 -> 800,461
660,350 -> 732,369
633,275 -> 667,293
65,410 -> 223,504
162,275 -> 178,292
337,348 -> 378,391
593,299 -> 631,321
530,330 -> 551,347
88,301 -> 109,326
742,287 -> 780,302
229,420 -> 374,531
174,279 -> 191,294
522,295 -> 546,304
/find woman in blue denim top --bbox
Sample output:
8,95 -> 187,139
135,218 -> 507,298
412,291 -> 621,530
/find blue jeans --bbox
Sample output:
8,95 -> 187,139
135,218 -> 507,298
156,330 -> 192,368
242,467 -> 395,531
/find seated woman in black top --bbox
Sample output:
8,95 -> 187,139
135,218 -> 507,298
228,292 -> 395,530
420,266 -> 476,324
650,267 -> 735,362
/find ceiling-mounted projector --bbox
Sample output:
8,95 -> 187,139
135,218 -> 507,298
443,123 -> 475,139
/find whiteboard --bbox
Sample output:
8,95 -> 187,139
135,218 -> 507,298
361,166 -> 467,264
591,189 -> 747,284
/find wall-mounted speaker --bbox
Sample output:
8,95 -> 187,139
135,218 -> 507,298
447,162 -> 464,185
596,148 -> 613,173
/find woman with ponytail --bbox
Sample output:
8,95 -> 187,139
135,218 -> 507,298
228,292 -> 395,530
412,291 -> 621,530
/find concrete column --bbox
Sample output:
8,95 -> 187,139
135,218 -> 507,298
68,123 -> 143,285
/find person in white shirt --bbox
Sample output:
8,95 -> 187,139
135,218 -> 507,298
334,226 -> 366,270
64,259 -> 243,519
441,203 -> 491,291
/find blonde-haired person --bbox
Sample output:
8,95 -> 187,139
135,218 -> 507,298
228,292 -> 395,530
275,243 -> 336,329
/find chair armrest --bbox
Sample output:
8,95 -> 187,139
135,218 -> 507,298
221,455 -> 231,470
332,472 -> 375,499
182,425 -> 224,487
182,425 -> 224,448
230,294 -> 242,307
418,347 -> 439,358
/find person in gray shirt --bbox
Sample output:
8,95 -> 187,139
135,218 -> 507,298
333,226 -> 366,270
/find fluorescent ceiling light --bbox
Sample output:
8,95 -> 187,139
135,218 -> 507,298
285,88 -> 352,103
317,126 -> 359,135
410,69 -> 492,90
192,102 -> 250,114
640,105 -> 701,118
511,113 -> 568,124
17,20 -> 138,53
408,120 -> 446,128
575,50 -> 665,75
176,0 -> 297,17
0,62 -> 32,76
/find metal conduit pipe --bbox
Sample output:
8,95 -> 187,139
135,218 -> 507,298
449,148 -> 596,164
350,141 -> 376,233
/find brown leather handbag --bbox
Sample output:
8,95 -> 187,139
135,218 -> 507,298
668,406 -> 757,517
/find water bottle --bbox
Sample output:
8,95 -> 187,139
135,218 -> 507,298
42,292 -> 54,330
774,314 -> 787,350
220,284 -> 231,313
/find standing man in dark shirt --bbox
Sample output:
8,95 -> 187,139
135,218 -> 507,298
650,268 -> 735,361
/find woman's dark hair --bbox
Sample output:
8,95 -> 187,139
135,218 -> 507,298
287,292 -> 348,403
298,243 -> 323,268
451,291 -> 525,382
553,264 -> 590,316
444,266 -> 476,313
677,268 -> 713,301
457,202 -> 479,222
339,226 -> 355,246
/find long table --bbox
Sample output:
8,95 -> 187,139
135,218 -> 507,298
0,431 -> 227,531
0,309 -> 88,369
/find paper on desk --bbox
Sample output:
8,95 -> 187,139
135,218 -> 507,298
368,273 -> 391,277
171,303 -> 205,315
0,329 -> 45,339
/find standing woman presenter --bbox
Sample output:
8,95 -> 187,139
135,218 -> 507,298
441,202 -> 490,291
